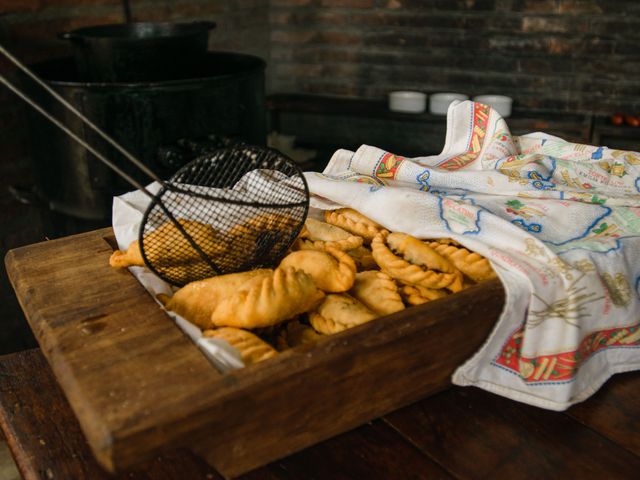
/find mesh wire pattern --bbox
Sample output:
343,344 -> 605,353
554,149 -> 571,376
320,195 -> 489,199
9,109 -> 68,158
139,145 -> 309,286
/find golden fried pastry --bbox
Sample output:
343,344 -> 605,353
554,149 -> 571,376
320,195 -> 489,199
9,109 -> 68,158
371,231 -> 463,292
295,218 -> 364,252
309,293 -> 377,334
109,239 -> 144,268
222,212 -> 298,268
210,267 -> 325,329
435,237 -> 461,246
324,208 -> 385,244
109,219 -> 223,268
203,327 -> 277,365
424,241 -> 496,283
294,236 -> 363,253
399,285 -> 449,306
157,269 -> 272,329
279,246 -> 356,292
276,320 -> 322,351
350,271 -> 405,316
347,245 -> 378,271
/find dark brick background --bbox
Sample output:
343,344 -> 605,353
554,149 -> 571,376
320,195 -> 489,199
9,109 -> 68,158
270,0 -> 640,115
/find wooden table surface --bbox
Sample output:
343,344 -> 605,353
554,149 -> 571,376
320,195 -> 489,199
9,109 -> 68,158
1,349 -> 640,480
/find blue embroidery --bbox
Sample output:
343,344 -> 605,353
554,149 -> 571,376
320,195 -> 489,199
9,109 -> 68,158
529,174 -> 556,190
542,205 -> 612,247
635,175 -> 640,193
591,146 -> 604,160
553,238 -> 623,255
527,156 -> 556,190
512,218 -> 542,233
437,194 -> 484,235
636,275 -> 640,301
416,169 -> 431,192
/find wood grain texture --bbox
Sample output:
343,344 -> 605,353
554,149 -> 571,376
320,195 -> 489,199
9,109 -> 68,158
5,228 -> 504,476
4,229 -> 223,471
0,349 -> 222,480
248,420 -> 454,480
0,349 -> 452,480
567,371 -> 640,458
384,386 -> 640,479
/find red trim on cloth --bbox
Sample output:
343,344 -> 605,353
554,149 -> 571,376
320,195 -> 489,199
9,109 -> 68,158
437,102 -> 491,171
375,152 -> 405,180
495,323 -> 640,383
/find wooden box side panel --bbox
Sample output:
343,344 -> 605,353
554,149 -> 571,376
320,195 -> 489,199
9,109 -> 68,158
4,229 -> 224,471
191,279 -> 504,478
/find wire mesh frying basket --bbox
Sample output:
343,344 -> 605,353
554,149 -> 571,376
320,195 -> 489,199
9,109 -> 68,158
139,144 -> 309,286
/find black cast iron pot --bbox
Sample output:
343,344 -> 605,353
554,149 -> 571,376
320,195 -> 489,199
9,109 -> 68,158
18,52 -> 266,223
58,21 -> 216,83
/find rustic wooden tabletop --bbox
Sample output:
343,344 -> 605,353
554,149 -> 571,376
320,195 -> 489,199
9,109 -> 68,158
1,348 -> 639,479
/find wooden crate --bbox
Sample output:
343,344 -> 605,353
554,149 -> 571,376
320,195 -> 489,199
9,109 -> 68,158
5,228 -> 504,478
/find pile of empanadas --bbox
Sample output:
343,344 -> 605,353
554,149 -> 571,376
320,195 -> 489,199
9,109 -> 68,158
110,208 -> 496,368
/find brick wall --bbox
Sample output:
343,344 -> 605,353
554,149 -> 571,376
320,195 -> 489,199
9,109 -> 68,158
269,0 -> 640,115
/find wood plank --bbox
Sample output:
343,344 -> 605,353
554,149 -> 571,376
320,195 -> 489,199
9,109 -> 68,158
5,227 -> 504,475
384,386 -> 640,479
567,371 -> 640,457
4,229 -> 227,471
0,349 -> 222,480
0,349 -> 453,480
259,420 -> 453,480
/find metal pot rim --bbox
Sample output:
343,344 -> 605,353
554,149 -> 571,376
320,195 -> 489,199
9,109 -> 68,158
59,21 -> 217,42
31,52 -> 266,89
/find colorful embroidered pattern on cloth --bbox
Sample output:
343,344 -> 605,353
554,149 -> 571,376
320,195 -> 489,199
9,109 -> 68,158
305,100 -> 640,411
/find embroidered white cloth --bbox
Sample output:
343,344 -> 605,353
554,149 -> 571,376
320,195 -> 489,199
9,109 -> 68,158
305,100 -> 640,411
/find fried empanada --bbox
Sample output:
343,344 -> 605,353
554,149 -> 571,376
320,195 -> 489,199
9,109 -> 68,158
210,267 -> 325,329
371,231 -> 463,292
434,237 -> 461,246
295,218 -> 364,251
109,219 -> 224,268
347,245 -> 378,271
324,208 -> 385,244
203,327 -> 278,365
350,271 -> 405,316
308,293 -> 377,335
294,236 -> 363,253
276,320 -> 322,351
279,246 -> 356,292
109,239 -> 144,268
399,285 -> 449,306
157,269 -> 272,329
222,213 -> 295,270
424,241 -> 496,283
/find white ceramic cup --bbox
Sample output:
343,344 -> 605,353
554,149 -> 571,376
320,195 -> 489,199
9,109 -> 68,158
473,95 -> 513,117
388,91 -> 427,113
429,92 -> 469,115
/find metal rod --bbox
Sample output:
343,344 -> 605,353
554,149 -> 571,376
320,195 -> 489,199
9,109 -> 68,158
0,74 -> 155,198
123,0 -> 133,23
0,43 -> 163,185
